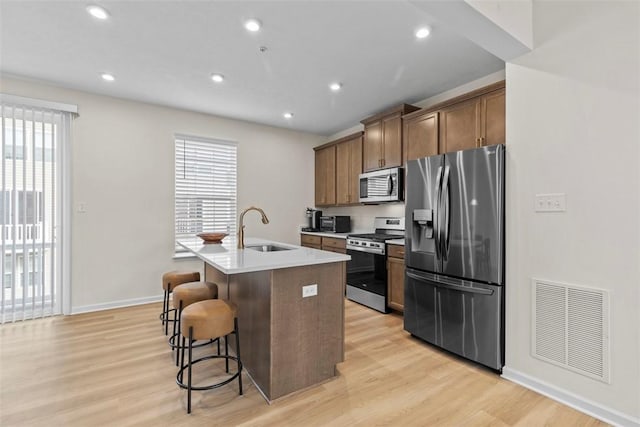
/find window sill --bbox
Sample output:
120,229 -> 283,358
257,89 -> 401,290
173,252 -> 198,261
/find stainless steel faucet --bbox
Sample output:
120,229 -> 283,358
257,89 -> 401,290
237,206 -> 270,249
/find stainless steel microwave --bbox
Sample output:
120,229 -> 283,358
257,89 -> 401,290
359,167 -> 404,203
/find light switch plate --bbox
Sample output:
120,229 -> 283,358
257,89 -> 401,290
535,193 -> 566,212
302,284 -> 318,298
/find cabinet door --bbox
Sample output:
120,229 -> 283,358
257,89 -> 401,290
481,89 -> 505,146
382,113 -> 402,168
363,121 -> 382,172
348,135 -> 362,204
439,99 -> 480,153
336,135 -> 362,205
336,142 -> 350,205
387,256 -> 405,312
314,145 -> 336,206
405,111 -> 439,162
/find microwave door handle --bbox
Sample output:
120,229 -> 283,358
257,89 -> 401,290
434,166 -> 443,260
442,165 -> 451,261
387,174 -> 393,196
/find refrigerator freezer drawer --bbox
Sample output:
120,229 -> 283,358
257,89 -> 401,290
404,268 -> 504,371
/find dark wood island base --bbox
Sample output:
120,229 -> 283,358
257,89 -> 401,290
205,261 -> 346,401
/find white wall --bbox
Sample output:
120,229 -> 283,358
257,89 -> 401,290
0,76 -> 324,311
504,1 -> 639,422
466,0 -> 533,49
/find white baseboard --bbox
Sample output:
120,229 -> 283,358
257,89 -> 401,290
71,295 -> 163,315
502,367 -> 640,427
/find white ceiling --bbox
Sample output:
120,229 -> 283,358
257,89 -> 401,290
0,1 -> 504,136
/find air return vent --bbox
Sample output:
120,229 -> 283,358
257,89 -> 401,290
532,279 -> 609,383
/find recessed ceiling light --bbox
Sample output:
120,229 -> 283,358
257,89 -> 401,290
101,73 -> 115,81
415,27 -> 431,39
329,82 -> 343,92
244,19 -> 261,32
211,73 -> 224,83
283,112 -> 293,119
87,5 -> 109,20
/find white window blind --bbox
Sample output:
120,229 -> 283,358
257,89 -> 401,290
1,101 -> 72,323
175,134 -> 237,250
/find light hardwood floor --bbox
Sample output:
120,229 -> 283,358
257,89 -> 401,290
0,300 -> 607,426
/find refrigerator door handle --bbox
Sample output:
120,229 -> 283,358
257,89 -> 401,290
406,271 -> 494,296
442,165 -> 451,261
434,166 -> 443,260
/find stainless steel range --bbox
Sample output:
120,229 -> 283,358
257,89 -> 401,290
346,217 -> 404,313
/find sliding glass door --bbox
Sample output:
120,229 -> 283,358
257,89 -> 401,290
1,102 -> 71,322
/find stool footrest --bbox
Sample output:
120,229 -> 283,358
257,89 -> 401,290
168,334 -> 218,350
176,354 -> 242,391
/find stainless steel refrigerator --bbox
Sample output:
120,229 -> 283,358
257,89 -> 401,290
404,144 -> 504,371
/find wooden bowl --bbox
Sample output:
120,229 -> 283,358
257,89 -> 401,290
197,232 -> 228,244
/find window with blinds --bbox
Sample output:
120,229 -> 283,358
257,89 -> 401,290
174,134 -> 237,250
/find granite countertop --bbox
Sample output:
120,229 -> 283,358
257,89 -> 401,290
178,237 -> 350,275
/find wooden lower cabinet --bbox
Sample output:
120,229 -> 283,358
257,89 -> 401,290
300,234 -> 346,253
386,244 -> 405,312
301,234 -> 321,249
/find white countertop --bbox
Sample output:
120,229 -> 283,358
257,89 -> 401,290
178,237 -> 350,275
299,231 -> 350,239
386,239 -> 405,246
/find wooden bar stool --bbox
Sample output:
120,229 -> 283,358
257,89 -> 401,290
161,271 -> 200,335
176,299 -> 242,414
170,281 -> 219,366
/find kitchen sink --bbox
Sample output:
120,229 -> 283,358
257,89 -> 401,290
245,244 -> 293,252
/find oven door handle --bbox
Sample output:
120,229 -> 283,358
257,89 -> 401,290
406,271 -> 494,295
346,246 -> 385,255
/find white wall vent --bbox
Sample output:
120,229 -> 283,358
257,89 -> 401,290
531,279 -> 609,383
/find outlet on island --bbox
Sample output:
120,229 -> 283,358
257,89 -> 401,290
302,284 -> 318,298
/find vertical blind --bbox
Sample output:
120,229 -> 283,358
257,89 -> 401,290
1,101 -> 71,323
175,134 -> 237,250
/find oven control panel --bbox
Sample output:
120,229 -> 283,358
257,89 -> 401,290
346,239 -> 386,255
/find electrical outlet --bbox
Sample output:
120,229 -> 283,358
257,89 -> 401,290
535,193 -> 566,212
302,284 -> 318,298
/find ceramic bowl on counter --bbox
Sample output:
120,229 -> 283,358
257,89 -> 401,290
196,232 -> 228,244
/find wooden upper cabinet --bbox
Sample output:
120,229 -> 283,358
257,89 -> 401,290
362,122 -> 382,172
336,133 -> 363,205
361,104 -> 419,172
314,145 -> 336,206
439,88 -> 506,153
382,113 -> 402,168
403,111 -> 439,162
481,88 -> 506,146
439,98 -> 481,153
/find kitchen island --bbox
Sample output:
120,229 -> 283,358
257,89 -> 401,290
178,237 -> 350,401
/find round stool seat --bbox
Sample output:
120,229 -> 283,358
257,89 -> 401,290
180,300 -> 238,341
162,271 -> 200,292
172,282 -> 218,310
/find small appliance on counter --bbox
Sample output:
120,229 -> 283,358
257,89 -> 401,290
302,207 -> 322,232
320,216 -> 351,233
